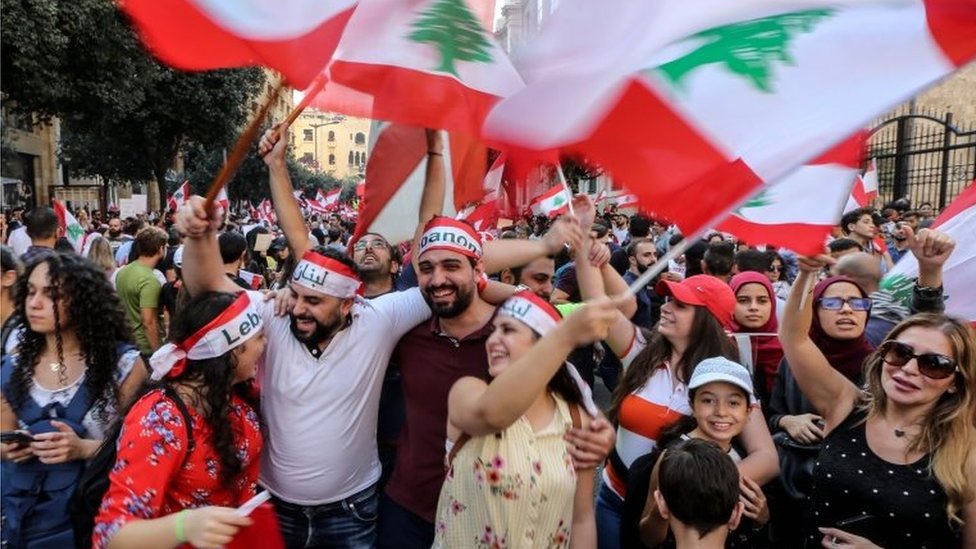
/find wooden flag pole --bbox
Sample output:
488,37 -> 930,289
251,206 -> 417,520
281,74 -> 327,130
204,83 -> 283,210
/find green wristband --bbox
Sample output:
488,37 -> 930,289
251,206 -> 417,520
174,509 -> 189,544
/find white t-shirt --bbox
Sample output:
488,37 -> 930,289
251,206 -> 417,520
255,288 -> 431,505
8,226 -> 31,257
25,348 -> 141,440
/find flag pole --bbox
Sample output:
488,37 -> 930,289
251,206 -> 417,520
204,83 -> 283,211
281,73 -> 327,129
555,163 -> 576,217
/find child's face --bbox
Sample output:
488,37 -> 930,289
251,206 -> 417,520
691,382 -> 750,448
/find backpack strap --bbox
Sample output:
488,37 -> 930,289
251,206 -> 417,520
569,403 -> 582,431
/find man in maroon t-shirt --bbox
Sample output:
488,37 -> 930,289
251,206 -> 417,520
379,215 -> 616,549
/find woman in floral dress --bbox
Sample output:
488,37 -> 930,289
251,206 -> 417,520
93,291 -> 266,549
433,290 -> 620,549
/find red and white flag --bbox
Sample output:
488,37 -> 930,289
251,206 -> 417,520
52,199 -> 87,253
167,181 -> 191,212
215,186 -> 230,213
717,134 -> 864,255
259,198 -> 276,224
843,157 -> 880,213
530,184 -> 572,218
608,191 -> 639,210
484,0 -> 976,236
456,154 -> 505,231
238,269 -> 264,290
883,182 -> 976,322
323,0 -> 523,135
119,0 -> 356,88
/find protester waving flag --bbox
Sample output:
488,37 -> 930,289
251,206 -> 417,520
51,199 -> 87,253
119,0 -> 356,88
484,0 -> 976,236
717,133 -> 864,255
883,182 -> 976,322
529,184 -> 572,218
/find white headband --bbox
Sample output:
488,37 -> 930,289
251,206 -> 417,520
291,251 -> 362,298
498,292 -> 561,336
418,217 -> 483,259
149,292 -> 263,381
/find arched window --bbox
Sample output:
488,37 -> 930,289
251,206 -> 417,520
355,132 -> 366,145
328,154 -> 336,165
328,130 -> 336,142
348,151 -> 355,165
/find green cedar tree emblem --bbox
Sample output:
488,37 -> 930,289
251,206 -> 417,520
66,223 -> 84,242
734,188 -> 773,214
655,9 -> 834,93
552,193 -> 566,207
407,0 -> 494,77
880,273 -> 916,308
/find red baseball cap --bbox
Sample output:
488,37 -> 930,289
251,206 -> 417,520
655,274 -> 736,329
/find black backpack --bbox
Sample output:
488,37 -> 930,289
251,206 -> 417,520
71,387 -> 195,549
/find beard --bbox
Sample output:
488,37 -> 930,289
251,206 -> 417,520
289,311 -> 344,347
422,282 -> 475,319
357,255 -> 393,282
108,229 -> 122,238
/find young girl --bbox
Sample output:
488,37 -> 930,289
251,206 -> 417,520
729,272 -> 784,405
92,291 -> 266,549
1,253 -> 144,548
433,290 -> 619,549
635,358 -> 769,548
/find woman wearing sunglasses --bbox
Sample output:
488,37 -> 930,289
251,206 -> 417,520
781,256 -> 975,548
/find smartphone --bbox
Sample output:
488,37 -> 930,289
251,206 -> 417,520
0,431 -> 34,446
667,259 -> 686,278
835,514 -> 882,542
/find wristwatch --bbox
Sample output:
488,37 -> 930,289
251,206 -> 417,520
914,283 -> 943,299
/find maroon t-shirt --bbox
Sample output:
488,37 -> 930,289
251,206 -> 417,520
384,316 -> 494,523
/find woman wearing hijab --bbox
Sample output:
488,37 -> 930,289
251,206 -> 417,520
766,276 -> 874,547
729,272 -> 785,406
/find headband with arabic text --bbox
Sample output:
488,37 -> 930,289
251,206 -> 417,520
418,216 -> 483,260
497,290 -> 562,336
149,292 -> 263,381
291,250 -> 362,298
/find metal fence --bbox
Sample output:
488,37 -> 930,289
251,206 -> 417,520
867,106 -> 976,211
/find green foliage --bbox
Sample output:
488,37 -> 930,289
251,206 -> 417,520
1,0 -> 265,203
407,0 -> 493,76
559,154 -> 605,194
655,9 -> 834,93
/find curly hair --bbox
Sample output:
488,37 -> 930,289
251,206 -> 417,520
162,291 -> 258,488
9,253 -> 134,425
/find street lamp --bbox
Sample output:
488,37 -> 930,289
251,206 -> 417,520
309,115 -> 346,173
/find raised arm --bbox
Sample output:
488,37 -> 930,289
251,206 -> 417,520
411,130 -> 446,273
174,197 -> 242,296
482,216 -> 582,273
258,123 -> 311,257
905,226 -> 954,314
779,256 -> 859,430
448,298 -> 619,436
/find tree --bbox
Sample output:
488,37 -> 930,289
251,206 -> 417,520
407,0 -> 494,76
559,153 -> 605,194
1,0 -> 265,207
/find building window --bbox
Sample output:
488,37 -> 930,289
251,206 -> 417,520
301,153 -> 314,163
328,154 -> 336,165
354,132 -> 366,145
303,129 -> 314,141
328,130 -> 336,142
348,151 -> 354,165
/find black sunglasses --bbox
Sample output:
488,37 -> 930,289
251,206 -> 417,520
817,296 -> 872,312
879,340 -> 958,380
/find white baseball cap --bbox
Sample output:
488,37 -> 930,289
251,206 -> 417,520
688,357 -> 757,405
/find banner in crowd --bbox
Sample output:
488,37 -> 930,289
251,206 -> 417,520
120,0 -> 356,88
484,0 -> 976,237
716,133 -> 864,255
882,181 -> 976,322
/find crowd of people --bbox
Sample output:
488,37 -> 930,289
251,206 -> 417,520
0,125 -> 973,549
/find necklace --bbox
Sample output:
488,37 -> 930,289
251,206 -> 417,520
893,428 -> 906,438
49,361 -> 68,386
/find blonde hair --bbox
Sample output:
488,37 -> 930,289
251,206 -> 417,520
86,237 -> 117,275
860,313 -> 975,525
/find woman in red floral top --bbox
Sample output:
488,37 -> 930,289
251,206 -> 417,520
94,291 -> 266,549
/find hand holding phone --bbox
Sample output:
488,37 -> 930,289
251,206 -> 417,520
0,431 -> 34,446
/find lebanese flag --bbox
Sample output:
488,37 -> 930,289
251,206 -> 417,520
609,191 -> 639,209
52,199 -> 87,253
259,199 -> 276,224
882,182 -> 976,322
215,186 -> 230,212
351,122 -> 471,246
484,0 -> 976,237
530,184 -> 572,218
325,0 -> 524,135
322,188 -> 342,208
717,134 -> 864,255
456,154 -> 504,231
119,0 -> 356,88
843,158 -> 880,213
167,181 -> 191,212
238,269 -> 264,290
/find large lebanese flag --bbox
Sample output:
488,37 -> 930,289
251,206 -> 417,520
119,0 -> 356,88
325,0 -> 524,135
882,182 -> 976,322
717,134 -> 864,255
484,0 -> 976,236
